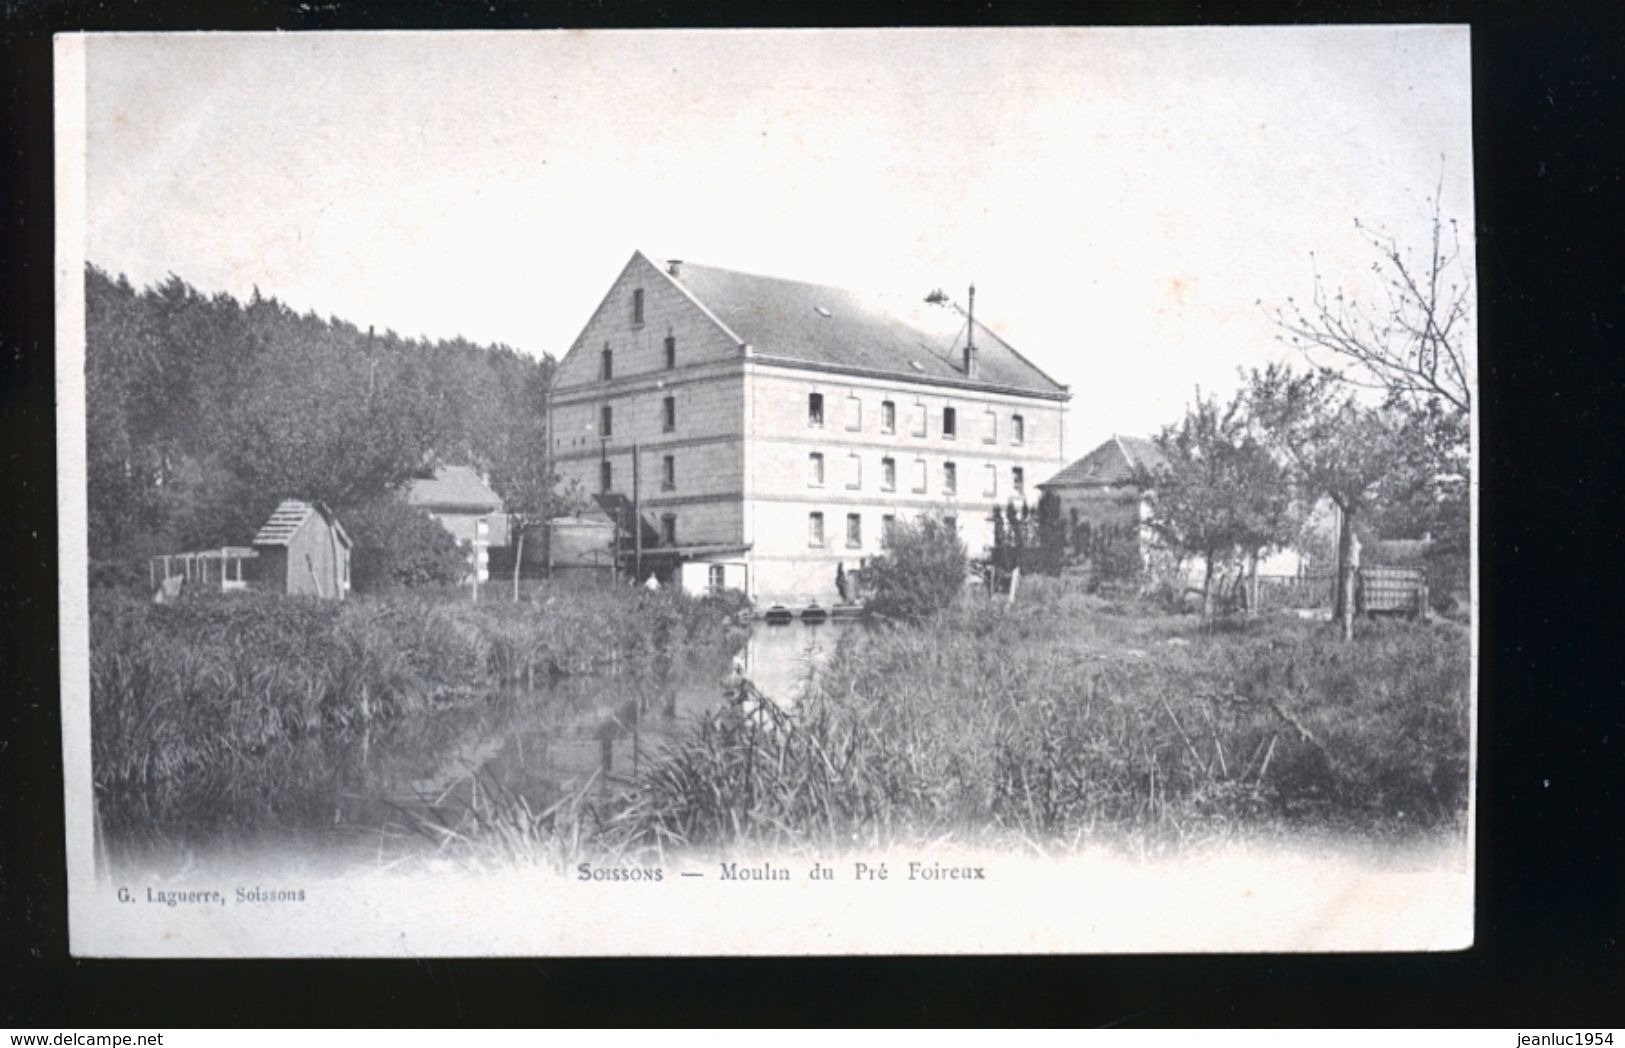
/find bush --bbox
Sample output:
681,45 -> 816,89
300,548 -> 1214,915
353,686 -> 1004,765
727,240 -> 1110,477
343,495 -> 466,591
864,516 -> 967,622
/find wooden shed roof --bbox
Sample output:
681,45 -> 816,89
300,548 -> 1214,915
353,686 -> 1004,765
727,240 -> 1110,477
252,500 -> 353,548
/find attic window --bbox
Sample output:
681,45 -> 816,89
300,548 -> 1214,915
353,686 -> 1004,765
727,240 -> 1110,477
814,305 -> 832,317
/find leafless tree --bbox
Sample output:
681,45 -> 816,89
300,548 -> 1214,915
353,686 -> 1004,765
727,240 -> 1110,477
1269,177 -> 1472,417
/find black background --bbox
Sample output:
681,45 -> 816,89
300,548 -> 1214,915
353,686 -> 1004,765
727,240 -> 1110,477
3,0 -> 1622,1027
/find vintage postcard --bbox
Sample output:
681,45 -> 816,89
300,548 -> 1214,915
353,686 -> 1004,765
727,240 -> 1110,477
56,26 -> 1477,956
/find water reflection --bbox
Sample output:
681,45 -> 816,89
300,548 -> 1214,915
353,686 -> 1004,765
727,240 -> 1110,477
105,620 -> 850,873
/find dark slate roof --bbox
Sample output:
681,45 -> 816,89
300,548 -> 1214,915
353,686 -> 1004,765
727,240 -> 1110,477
1040,435 -> 1170,489
666,260 -> 1066,396
253,500 -> 352,548
406,465 -> 502,512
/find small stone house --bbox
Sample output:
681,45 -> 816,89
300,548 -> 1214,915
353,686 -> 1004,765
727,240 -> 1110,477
1038,435 -> 1168,566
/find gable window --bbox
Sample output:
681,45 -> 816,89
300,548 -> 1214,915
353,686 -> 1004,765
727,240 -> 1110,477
1012,414 -> 1025,446
881,514 -> 897,546
984,408 -> 997,444
881,400 -> 896,434
912,458 -> 928,494
601,346 -> 613,380
1013,466 -> 1025,497
943,461 -> 957,495
846,513 -> 862,549
708,564 -> 725,592
911,402 -> 927,437
808,452 -> 825,487
881,456 -> 896,492
600,405 -> 613,437
662,396 -> 676,433
942,406 -> 957,439
808,392 -> 825,427
846,395 -> 862,432
661,513 -> 677,546
661,454 -> 675,491
664,335 -> 677,370
983,464 -> 997,497
632,288 -> 645,326
846,453 -> 862,490
808,512 -> 825,548
599,460 -> 613,494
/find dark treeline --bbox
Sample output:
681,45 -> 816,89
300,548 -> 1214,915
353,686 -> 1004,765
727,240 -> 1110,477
85,264 -> 554,570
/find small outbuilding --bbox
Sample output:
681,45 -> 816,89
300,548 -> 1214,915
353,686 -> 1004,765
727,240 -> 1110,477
251,499 -> 353,599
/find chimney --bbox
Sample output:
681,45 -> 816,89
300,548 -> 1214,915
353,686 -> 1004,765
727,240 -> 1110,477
963,282 -> 979,379
667,259 -> 683,278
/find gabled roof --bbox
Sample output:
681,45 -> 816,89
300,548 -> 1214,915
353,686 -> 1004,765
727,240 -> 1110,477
406,465 -> 503,512
1040,435 -> 1170,489
663,260 -> 1067,397
253,500 -> 353,548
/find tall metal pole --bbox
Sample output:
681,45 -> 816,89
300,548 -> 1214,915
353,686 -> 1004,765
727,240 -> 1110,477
967,283 -> 976,350
632,441 -> 642,583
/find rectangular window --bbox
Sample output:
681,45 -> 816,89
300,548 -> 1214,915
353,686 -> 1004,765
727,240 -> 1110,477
661,513 -> 677,546
943,406 -> 957,439
600,460 -> 612,494
808,512 -> 825,548
808,452 -> 825,487
808,392 -> 824,427
881,456 -> 896,492
1012,414 -> 1025,445
846,453 -> 861,490
983,464 -> 997,497
912,458 -> 927,494
601,346 -> 613,380
600,405 -> 612,437
846,513 -> 862,549
632,288 -> 644,325
984,408 -> 997,444
943,461 -> 957,495
881,514 -> 897,546
664,335 -> 676,370
661,454 -> 675,491
846,395 -> 862,431
881,400 -> 896,434
911,402 -> 927,437
708,564 -> 725,592
1013,466 -> 1025,496
662,396 -> 676,432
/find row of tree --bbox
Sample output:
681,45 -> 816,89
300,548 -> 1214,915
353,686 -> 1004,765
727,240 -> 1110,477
85,265 -> 562,590
1139,193 -> 1472,636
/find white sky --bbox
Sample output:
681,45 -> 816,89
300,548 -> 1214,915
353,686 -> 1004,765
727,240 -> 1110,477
83,27 -> 1473,459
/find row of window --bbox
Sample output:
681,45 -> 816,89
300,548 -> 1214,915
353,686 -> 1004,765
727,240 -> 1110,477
598,452 -> 1027,498
808,451 -> 1024,497
807,511 -> 956,550
807,392 -> 1025,445
595,396 -> 678,439
598,332 -> 678,382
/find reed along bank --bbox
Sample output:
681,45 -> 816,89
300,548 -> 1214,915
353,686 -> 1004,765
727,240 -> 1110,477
609,579 -> 1471,856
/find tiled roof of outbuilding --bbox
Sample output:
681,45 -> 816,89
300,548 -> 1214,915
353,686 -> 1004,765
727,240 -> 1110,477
406,465 -> 503,512
1041,435 -> 1170,489
665,260 -> 1066,396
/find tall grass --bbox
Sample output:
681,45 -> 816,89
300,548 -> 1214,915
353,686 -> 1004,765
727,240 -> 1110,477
91,584 -> 748,836
603,587 -> 1470,855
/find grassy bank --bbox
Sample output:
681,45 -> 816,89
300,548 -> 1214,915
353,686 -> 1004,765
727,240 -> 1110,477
600,581 -> 1470,856
91,585 -> 748,836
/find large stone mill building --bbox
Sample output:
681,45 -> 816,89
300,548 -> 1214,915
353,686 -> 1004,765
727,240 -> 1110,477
548,251 -> 1070,604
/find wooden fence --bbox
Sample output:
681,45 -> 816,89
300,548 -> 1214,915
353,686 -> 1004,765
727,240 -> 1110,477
1253,567 -> 1429,618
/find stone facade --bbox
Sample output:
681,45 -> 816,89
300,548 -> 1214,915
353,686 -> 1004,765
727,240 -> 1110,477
550,252 -> 1070,604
